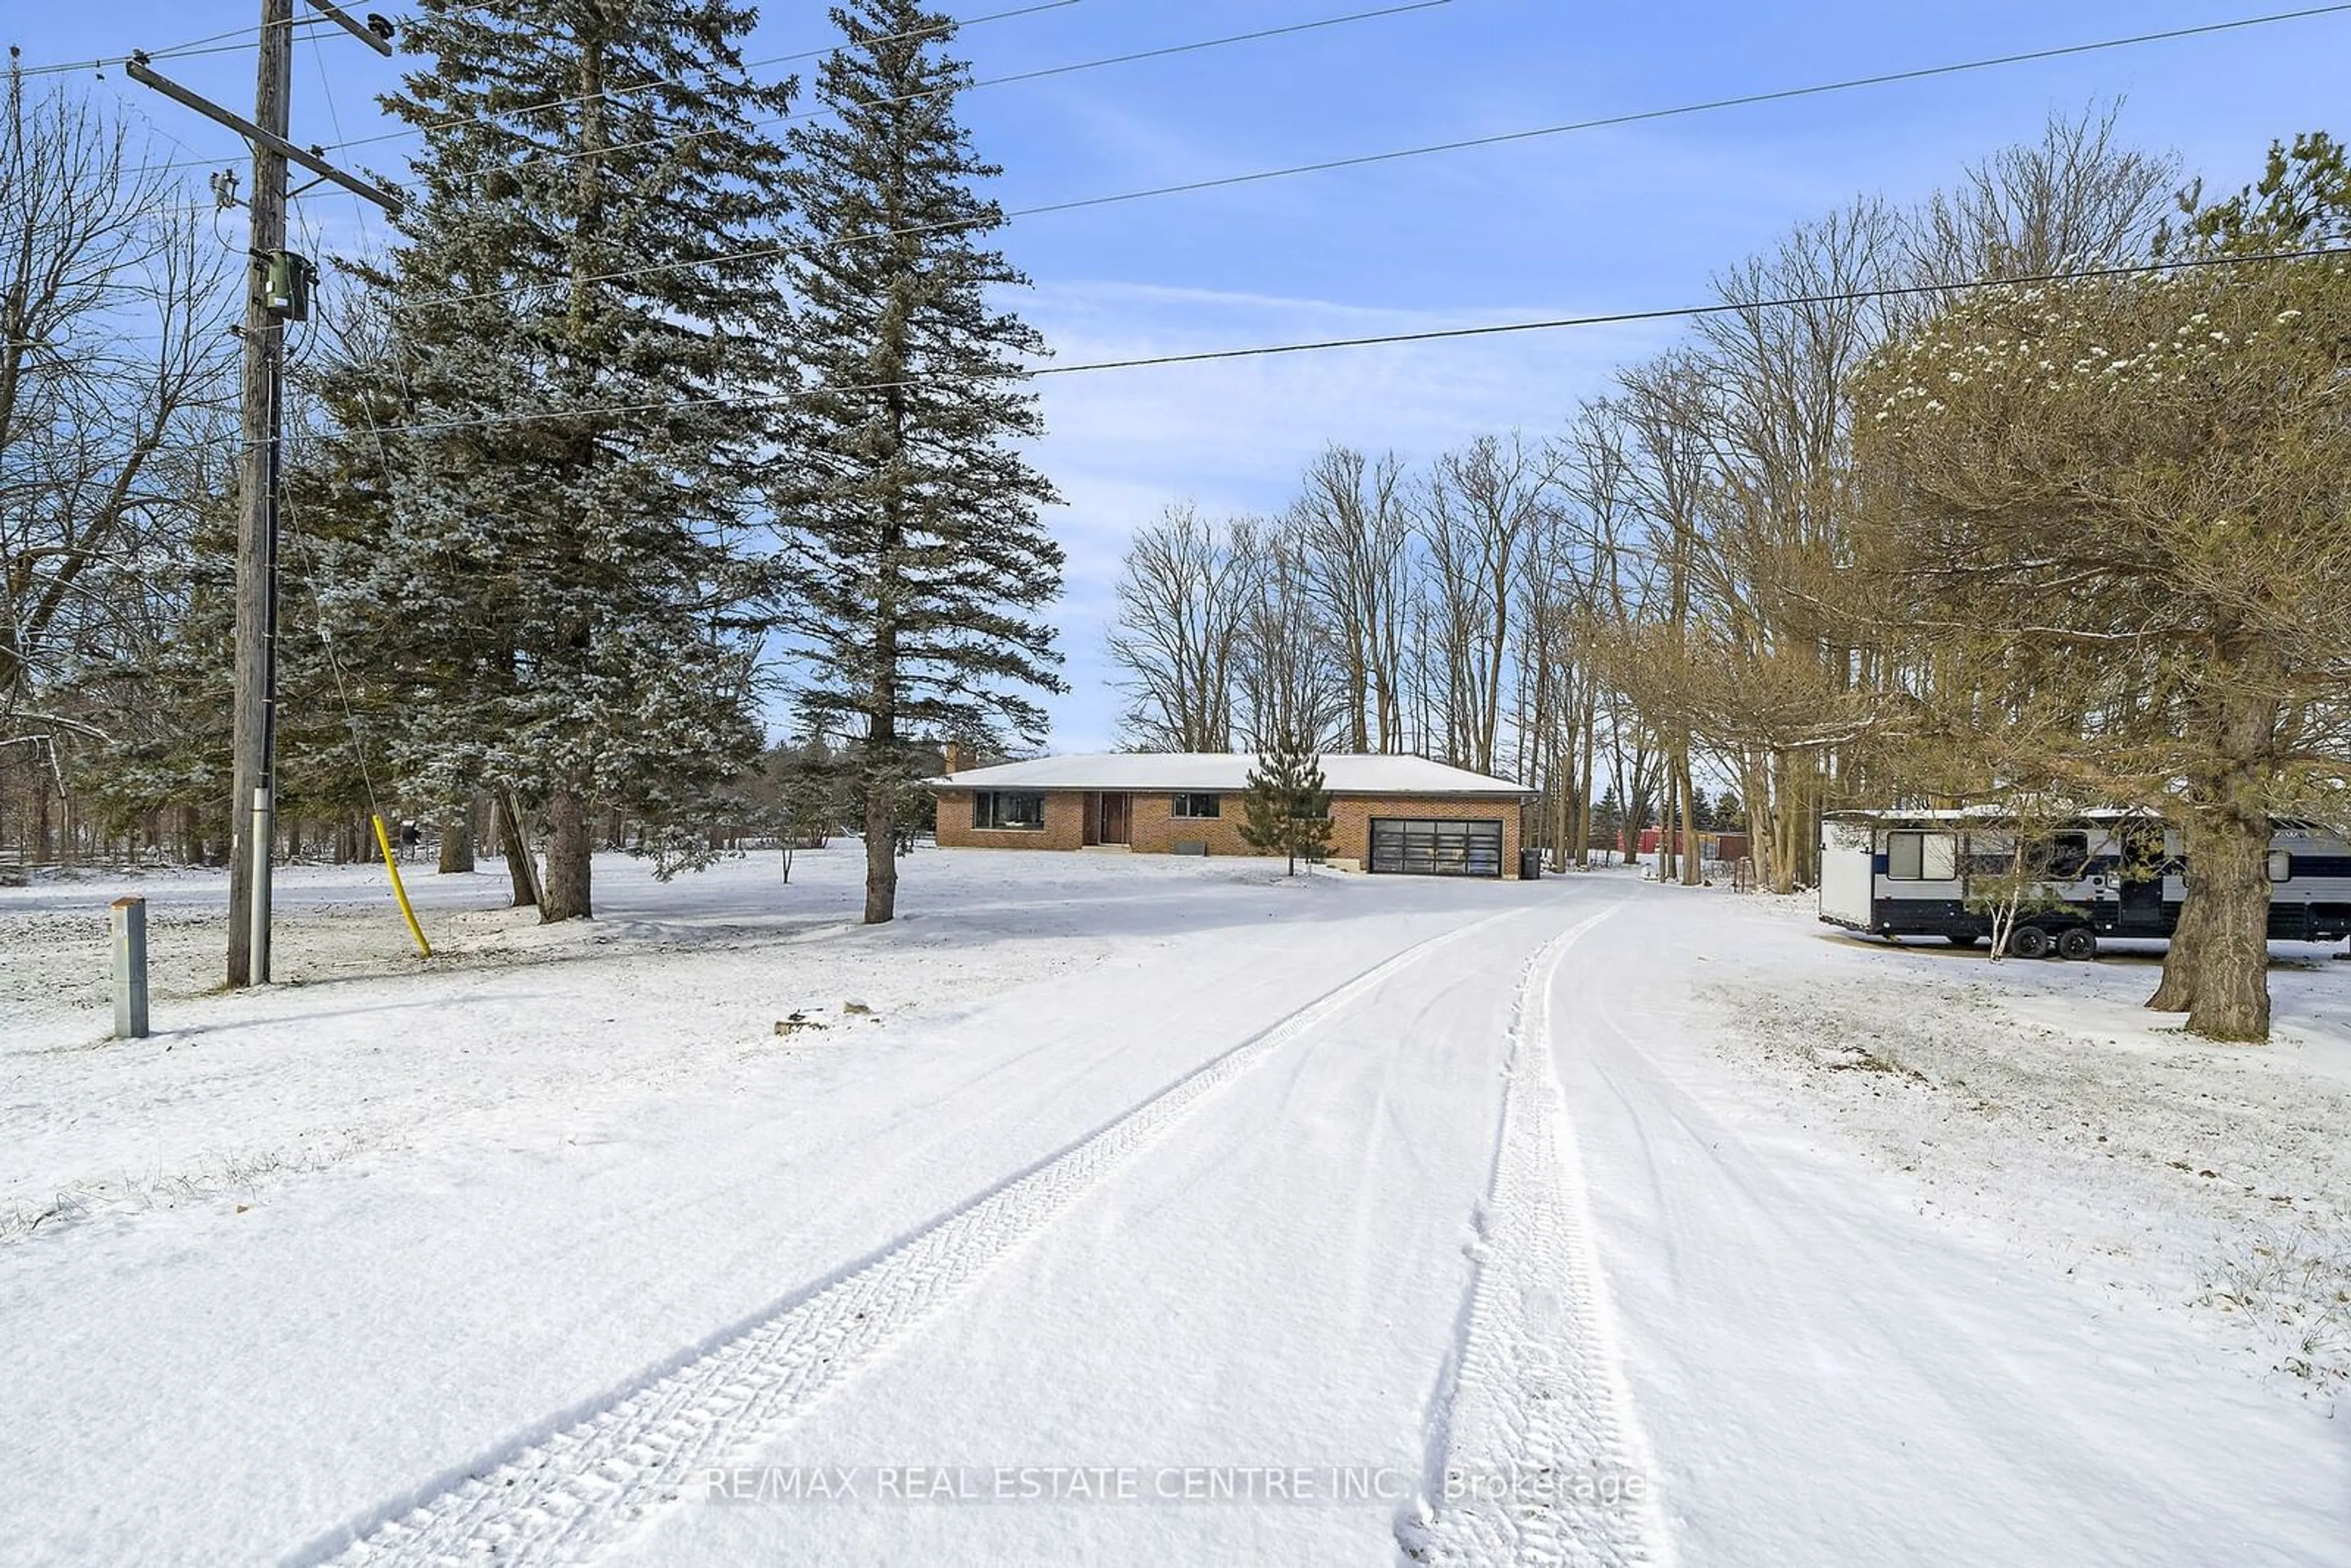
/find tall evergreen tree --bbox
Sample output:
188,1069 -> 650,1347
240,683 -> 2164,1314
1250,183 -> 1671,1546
770,1 -> 1067,925
320,0 -> 794,921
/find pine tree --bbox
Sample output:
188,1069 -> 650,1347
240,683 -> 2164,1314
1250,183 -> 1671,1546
1239,735 -> 1332,876
1594,784 -> 1624,856
318,0 -> 794,921
768,1 -> 1066,925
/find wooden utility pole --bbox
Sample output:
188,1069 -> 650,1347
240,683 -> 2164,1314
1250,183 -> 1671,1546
130,0 -> 397,986
230,0 -> 291,989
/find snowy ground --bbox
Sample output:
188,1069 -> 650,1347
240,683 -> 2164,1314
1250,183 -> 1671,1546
2,846 -> 2345,1565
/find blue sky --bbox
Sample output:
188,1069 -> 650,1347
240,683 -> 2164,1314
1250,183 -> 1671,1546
13,1 -> 2350,750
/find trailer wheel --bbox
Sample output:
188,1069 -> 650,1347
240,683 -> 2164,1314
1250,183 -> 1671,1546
2005,925 -> 2053,959
2057,928 -> 2098,961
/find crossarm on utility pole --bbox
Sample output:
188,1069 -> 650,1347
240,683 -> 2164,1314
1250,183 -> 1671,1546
124,59 -> 403,213
304,0 -> 396,56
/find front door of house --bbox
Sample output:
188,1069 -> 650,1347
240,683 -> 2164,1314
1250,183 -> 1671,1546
1099,792 -> 1130,845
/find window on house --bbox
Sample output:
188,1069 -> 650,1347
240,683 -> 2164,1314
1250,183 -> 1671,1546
1172,792 -> 1221,819
1885,831 -> 1957,880
972,791 -> 1046,831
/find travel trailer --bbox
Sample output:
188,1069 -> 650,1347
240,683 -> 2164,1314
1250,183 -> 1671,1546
1818,808 -> 2351,958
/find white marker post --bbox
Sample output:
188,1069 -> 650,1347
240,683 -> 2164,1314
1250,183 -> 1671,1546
111,895 -> 149,1039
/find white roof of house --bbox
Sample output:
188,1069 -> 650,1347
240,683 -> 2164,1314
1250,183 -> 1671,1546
927,752 -> 1529,795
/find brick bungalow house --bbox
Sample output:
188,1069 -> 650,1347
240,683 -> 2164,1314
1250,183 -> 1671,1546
928,751 -> 1533,878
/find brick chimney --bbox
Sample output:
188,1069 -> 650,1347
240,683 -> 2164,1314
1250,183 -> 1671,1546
942,741 -> 970,776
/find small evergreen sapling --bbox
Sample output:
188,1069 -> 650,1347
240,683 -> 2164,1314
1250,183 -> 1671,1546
1239,737 -> 1332,876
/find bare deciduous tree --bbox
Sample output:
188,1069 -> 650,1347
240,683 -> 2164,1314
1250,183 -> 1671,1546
1290,445 -> 1411,753
1232,517 -> 1344,751
1905,102 -> 2178,291
1106,502 -> 1253,751
0,66 -> 232,859
1415,432 -> 1553,774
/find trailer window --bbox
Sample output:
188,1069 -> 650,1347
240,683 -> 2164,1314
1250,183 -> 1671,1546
1967,831 -> 2087,879
1886,833 -> 1921,880
1885,831 -> 1956,880
2047,833 -> 2090,878
2267,849 -> 2293,883
1922,833 -> 1956,879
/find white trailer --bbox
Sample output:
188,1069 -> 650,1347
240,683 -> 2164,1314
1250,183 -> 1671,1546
1818,809 -> 2351,958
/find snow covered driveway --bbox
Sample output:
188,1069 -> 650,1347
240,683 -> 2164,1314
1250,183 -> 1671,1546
4,851 -> 2346,1564
1554,892 -> 2351,1567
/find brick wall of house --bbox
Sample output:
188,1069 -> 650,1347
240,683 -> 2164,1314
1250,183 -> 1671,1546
932,788 -> 1087,851
1327,794 -> 1523,877
935,786 -> 1524,876
1128,793 -> 1253,856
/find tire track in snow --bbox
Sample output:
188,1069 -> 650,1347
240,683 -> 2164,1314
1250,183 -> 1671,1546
302,906 -> 1532,1568
1401,904 -> 1672,1568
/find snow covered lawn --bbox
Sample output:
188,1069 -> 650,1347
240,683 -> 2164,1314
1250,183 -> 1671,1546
1705,895 -> 2351,1392
2,849 -> 2345,1564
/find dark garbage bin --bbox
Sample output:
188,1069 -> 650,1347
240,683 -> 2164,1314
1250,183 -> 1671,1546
1518,847 -> 1543,880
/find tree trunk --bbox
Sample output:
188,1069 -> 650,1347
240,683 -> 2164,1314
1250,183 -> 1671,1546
2158,814 -> 2272,1040
1549,730 -> 1572,874
1767,750 -> 1798,895
2147,859 -> 2208,1013
1658,767 -> 1678,882
438,808 -> 474,874
863,772 -> 896,924
539,788 -> 592,922
1742,751 -> 1771,891
495,792 -> 540,909
1680,759 -> 1703,886
1574,696 -> 1597,868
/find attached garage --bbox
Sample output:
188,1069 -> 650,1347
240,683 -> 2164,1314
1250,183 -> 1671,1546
1368,817 -> 1504,877
928,752 -> 1531,876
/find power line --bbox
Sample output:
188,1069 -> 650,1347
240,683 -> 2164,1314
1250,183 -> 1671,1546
327,0 -> 1084,154
139,0 -> 1088,177
148,0 -> 1453,190
277,242 -> 2351,447
1025,246 -> 2351,373
391,1 -> 2351,317
7,15 -> 336,80
10,0 -> 520,79
450,1 -> 1454,189
1005,1 -> 2351,212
